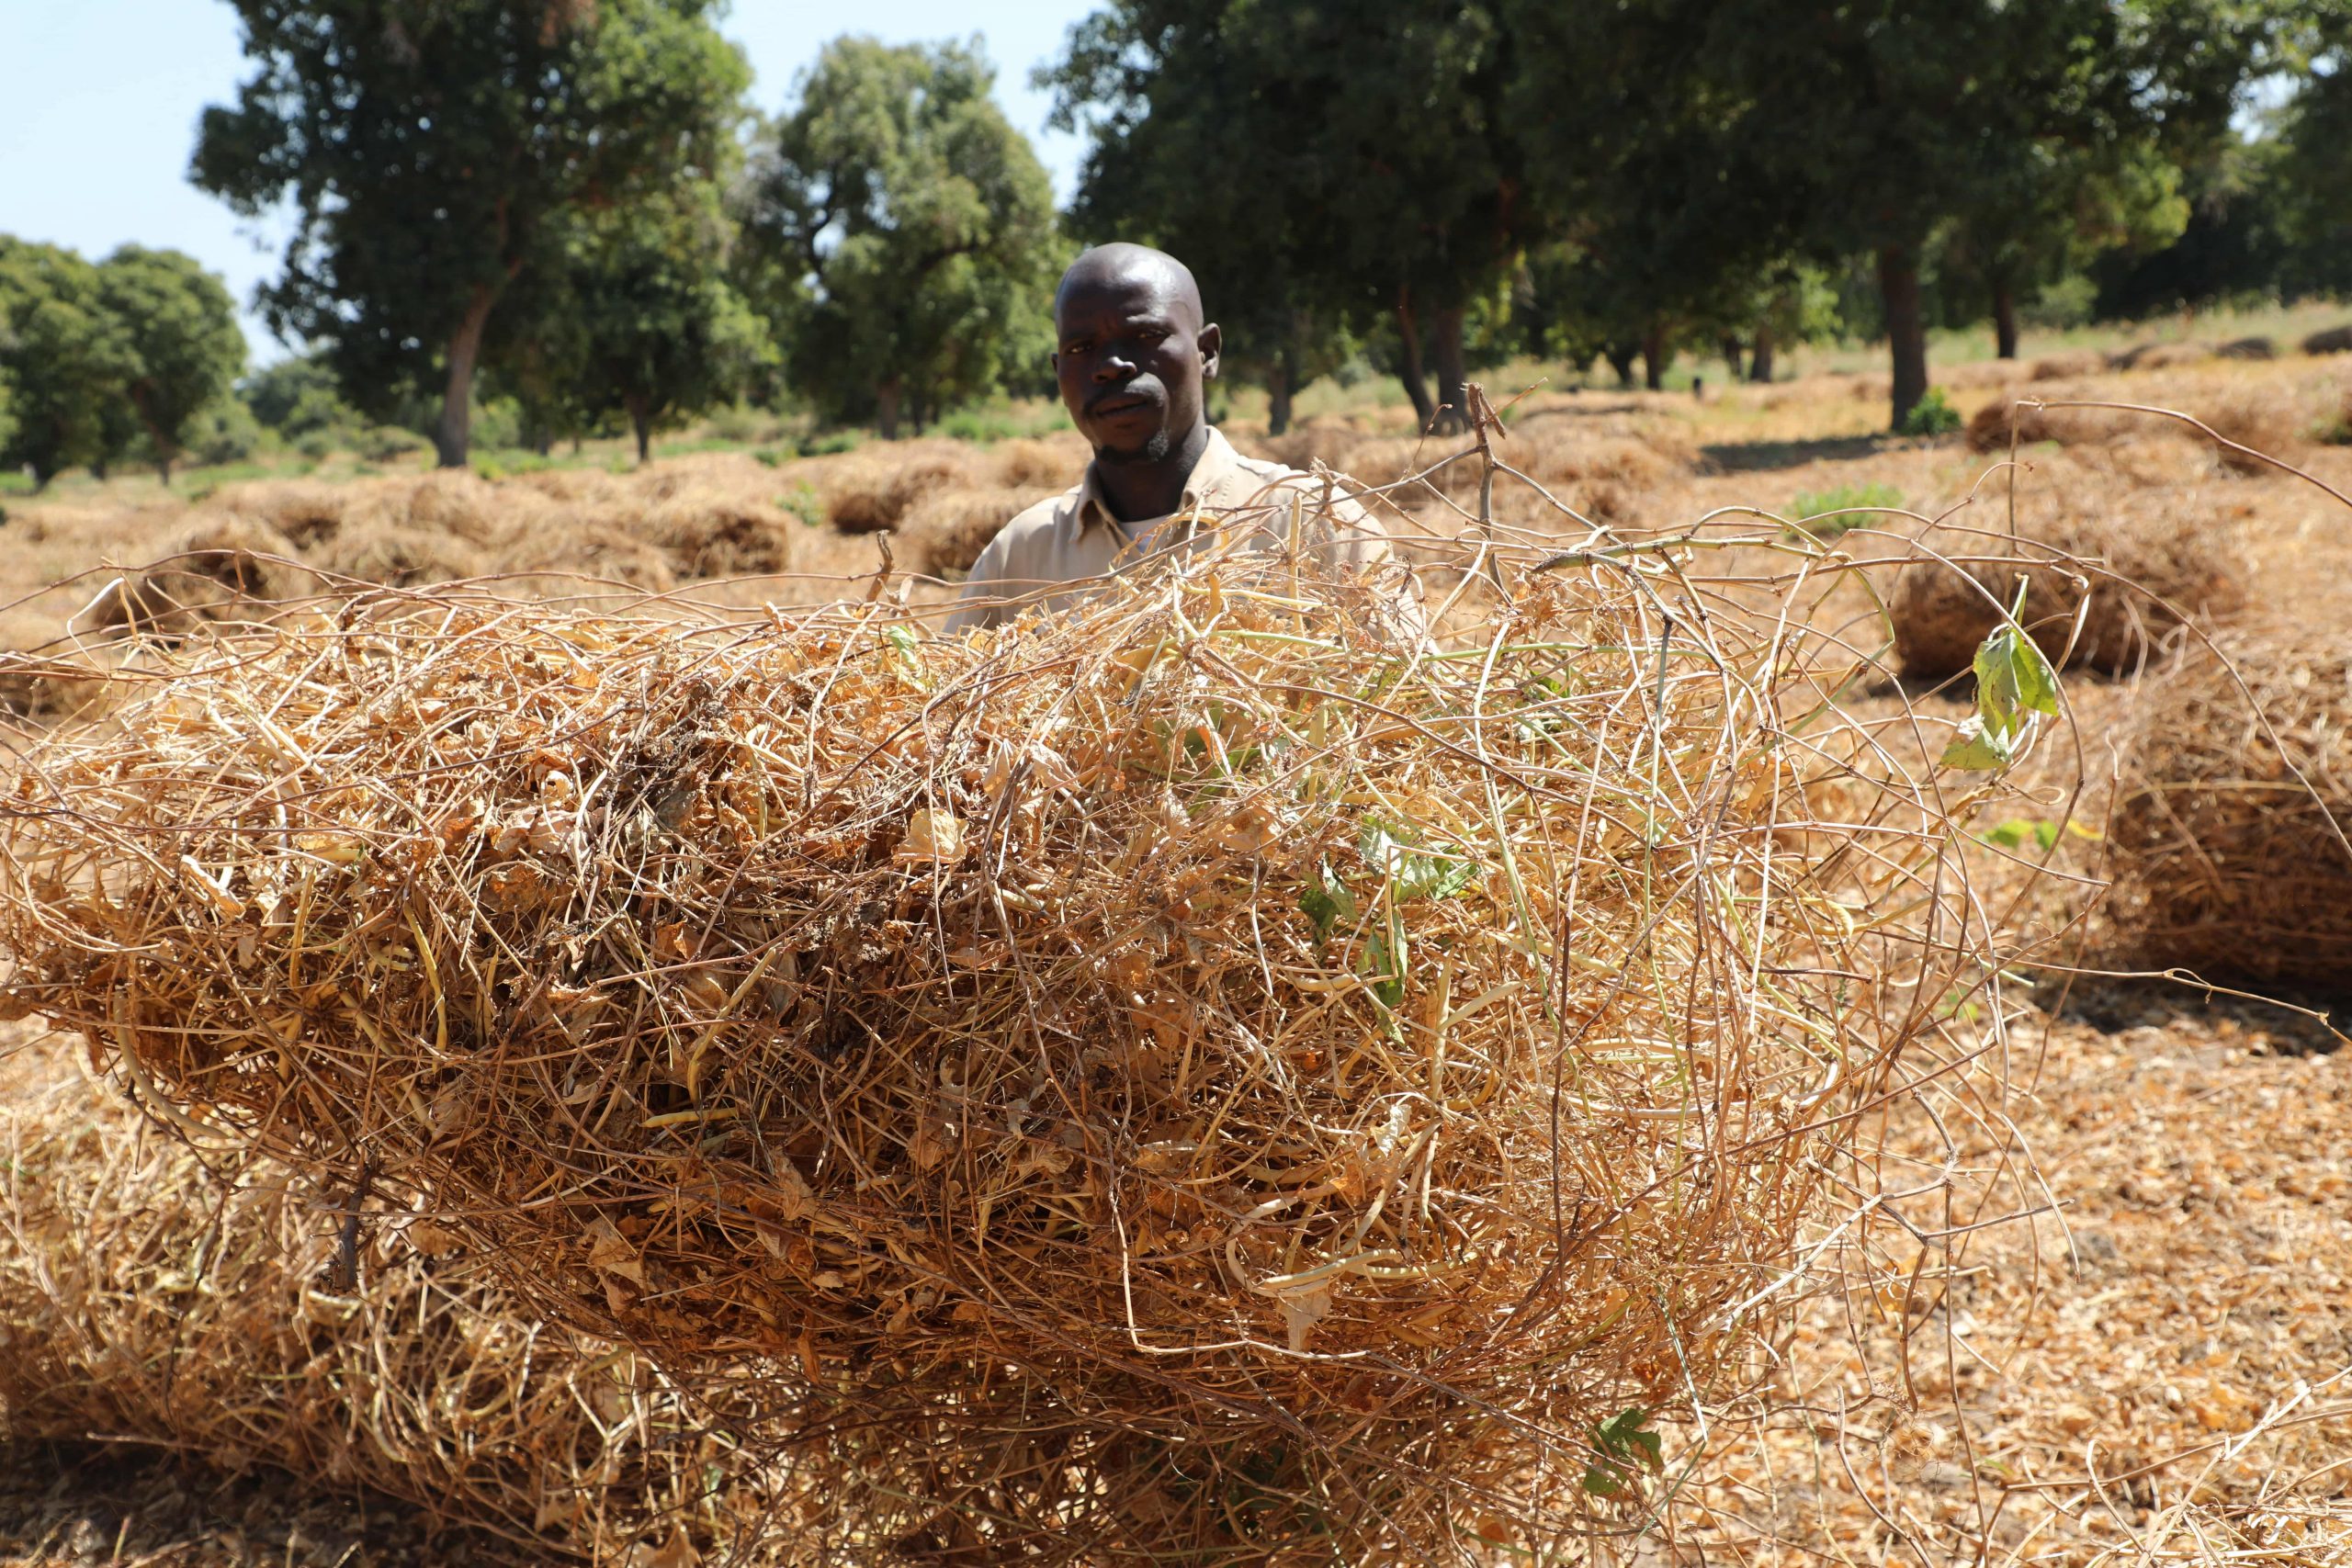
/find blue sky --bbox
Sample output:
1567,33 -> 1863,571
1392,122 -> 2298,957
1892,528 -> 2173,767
0,2 -> 1101,364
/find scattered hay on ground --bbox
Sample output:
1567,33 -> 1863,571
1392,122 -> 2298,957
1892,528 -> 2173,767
1887,484 -> 2250,680
2103,624 -> 2352,987
0,524 -> 2028,1561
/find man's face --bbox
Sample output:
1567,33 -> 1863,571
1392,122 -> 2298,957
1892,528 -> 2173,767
1052,268 -> 1220,464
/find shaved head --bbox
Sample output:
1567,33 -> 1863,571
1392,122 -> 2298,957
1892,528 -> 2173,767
1049,243 -> 1221,503
1055,243 -> 1204,331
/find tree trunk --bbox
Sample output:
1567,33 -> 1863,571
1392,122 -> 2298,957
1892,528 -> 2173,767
1719,333 -> 1744,381
628,395 -> 652,465
876,378 -> 903,441
1748,322 -> 1776,384
1430,304 -> 1469,434
1992,273 -> 2020,360
155,454 -> 173,487
1267,341 -> 1295,438
1603,344 -> 1637,388
1641,323 -> 1668,391
1878,244 -> 1928,430
1394,288 -> 1435,429
435,285 -> 498,468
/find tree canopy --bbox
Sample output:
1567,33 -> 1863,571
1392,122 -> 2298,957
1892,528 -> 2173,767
95,245 -> 247,483
0,239 -> 138,489
740,38 -> 1062,437
193,0 -> 750,467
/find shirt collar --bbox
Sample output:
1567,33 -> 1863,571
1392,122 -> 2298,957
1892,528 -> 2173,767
1069,426 -> 1244,537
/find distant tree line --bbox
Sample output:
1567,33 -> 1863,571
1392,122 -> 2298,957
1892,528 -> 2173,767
4,0 -> 2349,484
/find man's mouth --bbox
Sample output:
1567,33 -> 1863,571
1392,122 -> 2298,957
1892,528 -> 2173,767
1090,392 -> 1155,419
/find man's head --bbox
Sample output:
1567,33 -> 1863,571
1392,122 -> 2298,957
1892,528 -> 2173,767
1052,243 -> 1221,466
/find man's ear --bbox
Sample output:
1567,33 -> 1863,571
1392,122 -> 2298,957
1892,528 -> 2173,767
1197,322 -> 1222,381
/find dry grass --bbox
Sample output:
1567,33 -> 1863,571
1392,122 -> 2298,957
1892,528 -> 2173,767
0,508 -> 2034,1559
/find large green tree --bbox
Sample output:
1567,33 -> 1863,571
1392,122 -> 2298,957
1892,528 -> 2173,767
95,245 -> 247,483
192,0 -> 749,468
1046,1 -> 1529,434
0,239 -> 136,489
740,38 -> 1060,437
504,182 -> 773,461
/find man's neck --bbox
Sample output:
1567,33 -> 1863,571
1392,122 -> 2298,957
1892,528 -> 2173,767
1092,423 -> 1213,525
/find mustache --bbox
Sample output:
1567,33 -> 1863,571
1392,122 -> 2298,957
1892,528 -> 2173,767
1085,382 -> 1164,415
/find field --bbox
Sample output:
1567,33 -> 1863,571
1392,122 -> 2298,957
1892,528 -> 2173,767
5,312 -> 2352,1565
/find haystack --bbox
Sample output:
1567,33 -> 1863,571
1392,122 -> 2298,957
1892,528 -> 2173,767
89,514 -> 314,638
2301,324 -> 2352,356
1888,499 -> 2249,680
823,445 -> 982,533
900,485 -> 1050,575
0,525 -> 2023,1558
2103,625 -> 2352,987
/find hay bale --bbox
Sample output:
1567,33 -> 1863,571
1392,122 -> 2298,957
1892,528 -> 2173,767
0,540 -> 2013,1557
2105,626 -> 2352,986
312,521 -> 494,586
1888,498 -> 2250,680
2214,335 -> 2277,361
989,435 -> 1083,490
1964,396 -> 2110,452
2029,350 -> 2106,380
2300,324 -> 2352,356
902,485 -> 1051,575
824,446 -> 982,533
641,495 -> 797,577
90,515 -> 311,639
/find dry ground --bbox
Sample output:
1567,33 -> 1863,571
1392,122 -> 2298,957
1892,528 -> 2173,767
5,331 -> 2352,1564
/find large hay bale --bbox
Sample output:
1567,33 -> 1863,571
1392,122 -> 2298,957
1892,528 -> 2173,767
1888,499 -> 2249,680
901,485 -> 1051,575
641,495 -> 797,577
824,446 -> 982,533
2029,349 -> 2105,380
2103,626 -> 2352,987
0,538 -> 2014,1558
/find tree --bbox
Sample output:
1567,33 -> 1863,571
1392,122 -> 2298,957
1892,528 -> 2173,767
0,239 -> 135,489
95,246 -> 246,483
193,0 -> 750,468
1046,1 -> 1531,434
741,38 -> 1060,438
507,183 -> 773,461
242,351 -> 356,436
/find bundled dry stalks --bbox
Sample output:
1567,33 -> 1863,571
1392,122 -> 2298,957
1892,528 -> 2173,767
1888,499 -> 2249,681
0,1042 -> 813,1562
2104,623 -> 2352,987
0,502 -> 2040,1558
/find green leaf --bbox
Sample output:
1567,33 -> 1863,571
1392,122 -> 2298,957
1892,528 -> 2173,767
1594,1406 -> 1664,1472
1298,861 -> 1355,942
1356,821 -> 1477,903
1363,911 -> 1406,1010
1940,714 -> 2018,771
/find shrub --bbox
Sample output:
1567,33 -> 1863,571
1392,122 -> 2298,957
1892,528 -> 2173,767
356,424 -> 429,463
1897,388 -> 1962,438
803,430 -> 861,457
186,398 -> 263,467
294,429 -> 338,460
1787,482 -> 1904,537
780,479 -> 824,527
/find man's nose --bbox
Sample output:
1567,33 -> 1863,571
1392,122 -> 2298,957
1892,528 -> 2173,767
1096,351 -> 1136,380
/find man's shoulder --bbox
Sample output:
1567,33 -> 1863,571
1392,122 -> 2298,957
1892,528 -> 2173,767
985,488 -> 1080,555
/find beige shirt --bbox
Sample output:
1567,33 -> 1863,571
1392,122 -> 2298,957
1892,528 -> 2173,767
944,427 -> 1403,633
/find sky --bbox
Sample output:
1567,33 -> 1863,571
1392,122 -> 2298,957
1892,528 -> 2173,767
0,1 -> 1101,365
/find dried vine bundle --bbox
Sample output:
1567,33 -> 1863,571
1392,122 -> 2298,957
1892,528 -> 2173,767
0,527 -> 2023,1559
2105,623 -> 2352,987
0,1043 -> 811,1562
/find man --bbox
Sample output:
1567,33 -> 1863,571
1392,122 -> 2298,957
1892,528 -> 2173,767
944,243 -> 1410,632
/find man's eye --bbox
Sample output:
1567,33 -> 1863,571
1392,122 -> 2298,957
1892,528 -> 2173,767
1063,341 -> 1090,355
